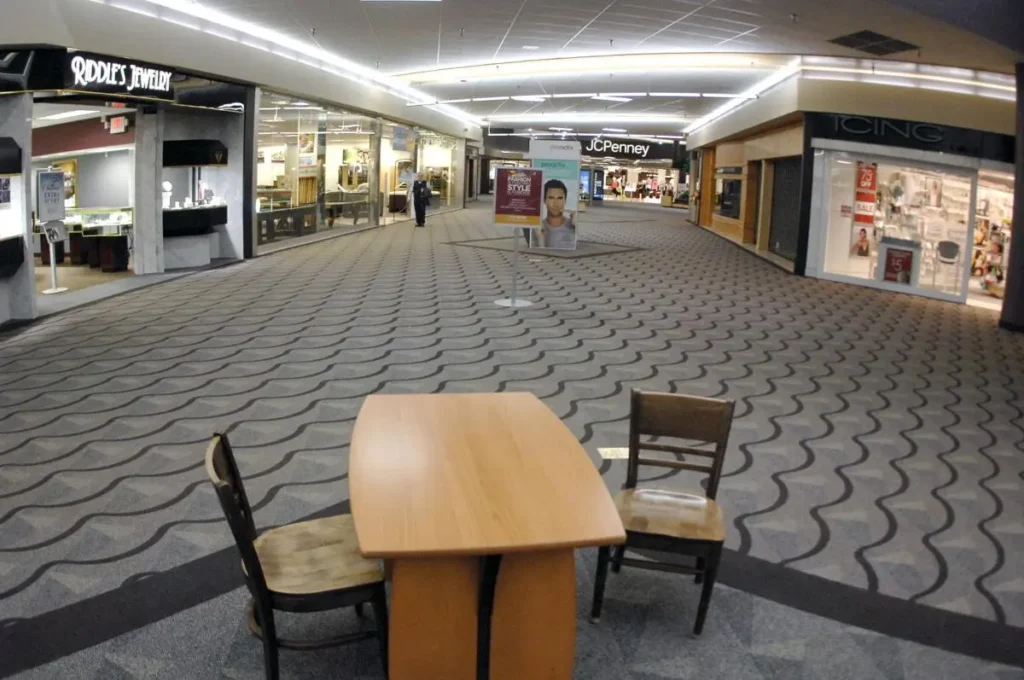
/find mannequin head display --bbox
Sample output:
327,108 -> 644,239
162,180 -> 173,210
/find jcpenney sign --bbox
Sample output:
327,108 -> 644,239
585,138 -> 651,158
64,53 -> 174,100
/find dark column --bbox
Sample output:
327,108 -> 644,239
242,86 -> 258,259
999,62 -> 1024,332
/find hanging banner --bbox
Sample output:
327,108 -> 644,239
493,167 -> 543,227
392,127 -> 416,152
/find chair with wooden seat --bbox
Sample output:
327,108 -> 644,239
591,389 -> 735,636
205,433 -> 388,680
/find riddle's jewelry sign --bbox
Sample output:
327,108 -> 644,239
64,52 -> 175,101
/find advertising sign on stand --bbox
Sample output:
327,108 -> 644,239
493,166 -> 543,308
493,167 -> 543,227
528,140 -> 581,250
37,170 -> 66,223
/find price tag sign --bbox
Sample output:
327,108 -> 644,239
37,170 -> 66,223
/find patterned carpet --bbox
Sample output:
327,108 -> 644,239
1,201 -> 1023,677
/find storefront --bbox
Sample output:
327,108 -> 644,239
256,91 -> 378,246
0,48 -> 250,326
803,113 -> 1015,309
691,119 -> 805,271
580,137 -> 685,206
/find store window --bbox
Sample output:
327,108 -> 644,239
379,122 -> 416,225
418,131 -> 463,212
820,150 -> 974,298
715,177 -> 742,219
972,170 -> 1014,305
256,91 -> 377,248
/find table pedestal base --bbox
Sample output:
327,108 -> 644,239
389,549 -> 576,680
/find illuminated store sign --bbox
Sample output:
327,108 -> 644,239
585,138 -> 650,158
64,52 -> 174,101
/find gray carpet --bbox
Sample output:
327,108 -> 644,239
1,202 -> 1023,677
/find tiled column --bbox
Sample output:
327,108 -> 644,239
999,62 -> 1024,332
133,109 -> 164,274
0,94 -> 36,324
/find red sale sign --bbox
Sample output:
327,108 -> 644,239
854,162 -> 877,227
883,247 -> 914,285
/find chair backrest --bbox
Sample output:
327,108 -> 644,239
625,389 -> 735,499
205,434 -> 267,594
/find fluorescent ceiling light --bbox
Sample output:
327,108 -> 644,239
396,53 -> 784,84
107,0 -> 481,127
37,109 -> 97,121
549,126 -> 574,131
522,45 -> 540,50
552,93 -> 596,99
592,95 -> 631,103
602,127 -> 627,132
686,59 -> 801,135
512,95 -> 550,102
601,93 -> 645,97
701,93 -> 749,98
473,96 -> 511,102
649,92 -> 701,97
487,114 -> 689,124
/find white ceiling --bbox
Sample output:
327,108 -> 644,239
198,0 -> 1021,75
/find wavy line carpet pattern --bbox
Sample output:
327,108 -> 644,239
1,203 -> 1023,670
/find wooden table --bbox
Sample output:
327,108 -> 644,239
350,393 -> 625,680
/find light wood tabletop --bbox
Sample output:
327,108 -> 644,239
350,392 -> 625,558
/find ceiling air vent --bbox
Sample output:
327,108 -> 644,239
828,30 -> 919,57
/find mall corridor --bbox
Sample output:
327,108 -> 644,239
1,202 -> 1022,678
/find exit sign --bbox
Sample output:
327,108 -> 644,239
110,116 -> 128,134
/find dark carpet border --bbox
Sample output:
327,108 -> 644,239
3,528 -> 1022,677
445,238 -> 645,259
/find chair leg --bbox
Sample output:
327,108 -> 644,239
252,603 -> 280,680
591,546 -> 611,622
611,545 -> 625,574
693,544 -> 722,636
370,586 -> 389,678
694,557 -> 706,584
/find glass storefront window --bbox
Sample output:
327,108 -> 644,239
714,178 -> 742,218
256,91 -> 377,248
820,150 -> 975,298
418,131 -> 461,211
380,123 -> 416,226
971,170 -> 1015,304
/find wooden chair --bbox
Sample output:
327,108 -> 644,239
591,389 -> 735,636
205,433 -> 388,680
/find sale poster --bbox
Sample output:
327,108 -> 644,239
851,161 -> 877,257
883,247 -> 914,284
493,167 -> 543,227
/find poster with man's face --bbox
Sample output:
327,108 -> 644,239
531,159 -> 579,250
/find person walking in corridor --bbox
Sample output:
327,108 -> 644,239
412,172 -> 431,227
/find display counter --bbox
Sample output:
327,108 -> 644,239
163,205 -> 227,269
256,205 -> 318,245
163,205 -> 228,238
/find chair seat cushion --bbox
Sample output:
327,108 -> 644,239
614,489 -> 725,542
253,514 -> 383,595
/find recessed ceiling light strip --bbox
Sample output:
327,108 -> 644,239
90,0 -> 482,126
